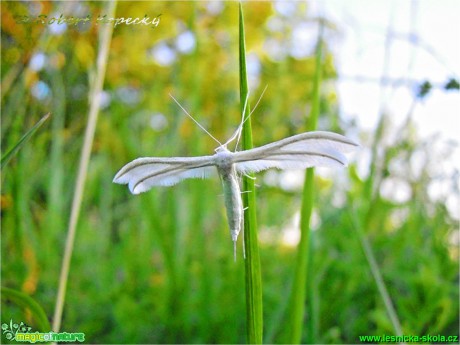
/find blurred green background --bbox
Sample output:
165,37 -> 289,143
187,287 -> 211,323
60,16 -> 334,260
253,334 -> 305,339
1,1 -> 458,344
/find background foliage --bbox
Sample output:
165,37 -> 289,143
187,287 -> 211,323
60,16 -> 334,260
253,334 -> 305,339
1,1 -> 458,344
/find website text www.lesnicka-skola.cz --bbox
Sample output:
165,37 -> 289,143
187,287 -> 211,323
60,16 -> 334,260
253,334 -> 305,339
358,334 -> 458,343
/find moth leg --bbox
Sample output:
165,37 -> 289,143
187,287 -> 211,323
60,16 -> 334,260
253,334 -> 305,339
236,171 -> 256,181
242,222 -> 246,260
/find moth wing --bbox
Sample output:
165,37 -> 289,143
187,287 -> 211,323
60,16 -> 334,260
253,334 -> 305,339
233,131 -> 358,174
113,155 -> 217,194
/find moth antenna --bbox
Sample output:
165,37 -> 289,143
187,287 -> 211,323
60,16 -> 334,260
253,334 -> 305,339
224,91 -> 250,148
248,85 -> 268,120
169,93 -> 222,147
234,85 -> 268,151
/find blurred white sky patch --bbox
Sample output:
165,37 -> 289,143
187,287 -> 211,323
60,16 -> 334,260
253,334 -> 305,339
175,31 -> 196,54
31,80 -> 51,101
149,41 -> 177,66
290,21 -> 318,58
264,0 -> 459,241
247,53 -> 261,90
150,113 -> 168,132
279,209 -> 321,247
99,90 -> 111,109
307,0 -> 460,219
29,52 -> 47,71
315,0 -> 459,144
49,20 -> 67,35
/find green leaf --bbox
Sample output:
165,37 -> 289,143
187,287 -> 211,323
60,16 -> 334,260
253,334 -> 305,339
284,26 -> 324,344
239,3 -> 263,344
1,113 -> 50,170
1,287 -> 51,332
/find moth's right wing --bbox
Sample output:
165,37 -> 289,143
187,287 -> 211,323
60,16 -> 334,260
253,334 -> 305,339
113,155 -> 217,194
232,131 -> 359,174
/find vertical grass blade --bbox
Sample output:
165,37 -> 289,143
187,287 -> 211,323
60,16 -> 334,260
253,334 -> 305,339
350,213 -> 404,336
1,112 -> 50,169
285,26 -> 323,344
52,0 -> 117,333
239,3 -> 263,344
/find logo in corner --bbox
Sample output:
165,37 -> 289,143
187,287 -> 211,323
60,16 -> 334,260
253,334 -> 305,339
1,319 -> 85,343
2,320 -> 32,341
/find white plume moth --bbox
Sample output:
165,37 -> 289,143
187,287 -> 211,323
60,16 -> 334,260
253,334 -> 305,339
113,96 -> 358,260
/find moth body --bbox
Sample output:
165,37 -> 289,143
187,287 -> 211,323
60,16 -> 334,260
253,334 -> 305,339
213,146 -> 233,167
214,147 -> 243,259
220,167 -> 243,255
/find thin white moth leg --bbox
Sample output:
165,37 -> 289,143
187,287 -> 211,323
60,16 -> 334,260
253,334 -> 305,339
241,206 -> 248,259
242,225 -> 246,259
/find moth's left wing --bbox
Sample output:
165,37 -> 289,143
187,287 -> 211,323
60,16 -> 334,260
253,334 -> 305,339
113,155 -> 216,194
233,131 -> 358,174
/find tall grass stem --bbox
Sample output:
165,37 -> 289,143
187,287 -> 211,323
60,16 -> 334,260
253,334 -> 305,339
351,213 -> 404,336
285,26 -> 323,344
52,0 -> 117,333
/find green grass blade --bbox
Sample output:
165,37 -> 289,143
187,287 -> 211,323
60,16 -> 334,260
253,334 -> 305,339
349,212 -> 404,336
1,287 -> 51,332
285,27 -> 323,344
239,3 -> 263,344
1,113 -> 50,170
